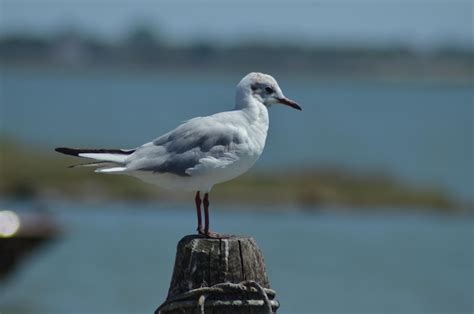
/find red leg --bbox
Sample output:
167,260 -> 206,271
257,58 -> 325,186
195,191 -> 203,234
203,193 -> 210,235
203,193 -> 220,238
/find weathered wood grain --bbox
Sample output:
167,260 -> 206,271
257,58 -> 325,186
157,235 -> 278,314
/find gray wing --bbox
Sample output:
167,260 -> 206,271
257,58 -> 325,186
126,114 -> 245,176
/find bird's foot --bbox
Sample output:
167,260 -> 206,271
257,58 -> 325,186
204,231 -> 221,239
197,229 -> 230,239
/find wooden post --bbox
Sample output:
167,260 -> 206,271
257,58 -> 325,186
155,235 -> 279,314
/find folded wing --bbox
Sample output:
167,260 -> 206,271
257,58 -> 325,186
127,114 -> 246,177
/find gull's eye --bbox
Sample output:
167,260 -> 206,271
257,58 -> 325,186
265,86 -> 274,94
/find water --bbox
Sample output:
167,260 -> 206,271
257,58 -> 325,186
0,202 -> 472,314
1,67 -> 473,201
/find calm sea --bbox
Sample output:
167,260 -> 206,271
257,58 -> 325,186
0,202 -> 473,314
1,67 -> 473,201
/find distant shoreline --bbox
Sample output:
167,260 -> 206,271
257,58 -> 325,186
1,33 -> 472,83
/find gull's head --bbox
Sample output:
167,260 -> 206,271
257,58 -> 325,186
235,72 -> 301,111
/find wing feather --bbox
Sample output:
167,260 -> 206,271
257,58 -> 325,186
126,113 -> 246,176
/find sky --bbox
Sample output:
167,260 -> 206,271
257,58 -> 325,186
1,0 -> 473,49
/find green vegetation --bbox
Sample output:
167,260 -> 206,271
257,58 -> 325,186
0,139 -> 464,213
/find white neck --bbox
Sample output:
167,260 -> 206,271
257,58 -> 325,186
235,90 -> 269,120
234,85 -> 253,110
235,94 -> 269,158
233,86 -> 269,155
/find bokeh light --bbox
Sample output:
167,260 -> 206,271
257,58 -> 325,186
0,210 -> 21,237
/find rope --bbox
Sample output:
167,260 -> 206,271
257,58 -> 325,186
156,280 -> 278,314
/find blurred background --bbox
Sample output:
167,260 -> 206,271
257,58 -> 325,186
0,0 -> 473,313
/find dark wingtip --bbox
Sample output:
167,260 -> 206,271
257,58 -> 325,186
55,147 -> 80,156
55,147 -> 135,157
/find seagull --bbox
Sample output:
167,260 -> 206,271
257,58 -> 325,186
55,72 -> 301,237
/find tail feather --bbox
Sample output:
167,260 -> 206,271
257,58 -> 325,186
55,147 -> 135,167
68,161 -> 115,168
55,147 -> 134,157
95,167 -> 128,173
78,153 -> 129,163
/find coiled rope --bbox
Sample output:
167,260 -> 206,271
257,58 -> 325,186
156,280 -> 278,314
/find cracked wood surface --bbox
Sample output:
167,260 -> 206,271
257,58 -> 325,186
162,234 -> 274,313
